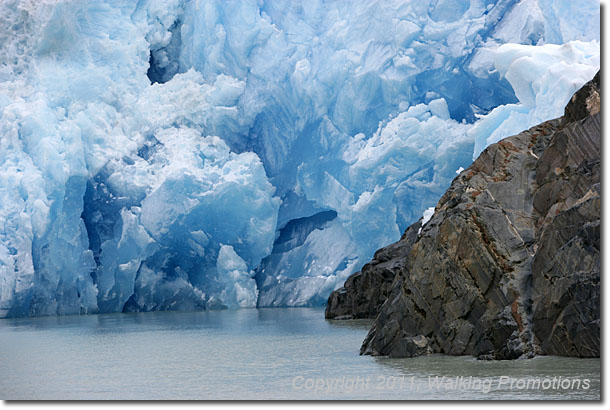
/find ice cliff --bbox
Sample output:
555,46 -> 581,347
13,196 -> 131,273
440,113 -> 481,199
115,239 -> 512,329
0,0 -> 600,316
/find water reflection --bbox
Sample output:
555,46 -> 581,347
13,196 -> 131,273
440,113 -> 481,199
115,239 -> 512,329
326,318 -> 373,331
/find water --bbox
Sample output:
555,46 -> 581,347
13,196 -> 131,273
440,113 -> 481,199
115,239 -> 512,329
0,308 -> 600,400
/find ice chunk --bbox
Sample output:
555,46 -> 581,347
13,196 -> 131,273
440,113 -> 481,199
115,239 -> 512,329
422,207 -> 435,225
256,218 -> 359,307
428,99 -> 451,121
217,245 -> 257,308
418,207 -> 436,235
471,41 -> 600,157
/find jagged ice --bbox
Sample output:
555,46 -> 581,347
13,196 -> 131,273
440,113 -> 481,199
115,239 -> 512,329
0,0 -> 600,316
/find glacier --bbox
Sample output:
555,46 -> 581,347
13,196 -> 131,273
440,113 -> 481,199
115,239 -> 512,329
0,0 -> 600,316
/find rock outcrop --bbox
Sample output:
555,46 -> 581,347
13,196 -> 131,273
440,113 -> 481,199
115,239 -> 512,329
326,72 -> 600,359
325,220 -> 421,320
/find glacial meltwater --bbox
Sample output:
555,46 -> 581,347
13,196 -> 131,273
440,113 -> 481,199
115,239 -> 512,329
0,308 -> 600,400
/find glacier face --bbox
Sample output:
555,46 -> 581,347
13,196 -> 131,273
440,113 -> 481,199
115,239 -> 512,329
0,0 -> 600,316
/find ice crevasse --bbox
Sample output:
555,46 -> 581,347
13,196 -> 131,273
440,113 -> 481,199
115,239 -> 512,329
0,0 -> 600,316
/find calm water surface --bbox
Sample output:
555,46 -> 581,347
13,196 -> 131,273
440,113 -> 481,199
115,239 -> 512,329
0,308 -> 600,400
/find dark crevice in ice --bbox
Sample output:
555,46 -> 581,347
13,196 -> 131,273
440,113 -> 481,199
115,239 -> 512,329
146,19 -> 183,84
271,210 -> 338,254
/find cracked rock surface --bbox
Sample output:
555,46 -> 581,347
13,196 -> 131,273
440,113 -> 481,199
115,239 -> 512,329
326,73 -> 600,359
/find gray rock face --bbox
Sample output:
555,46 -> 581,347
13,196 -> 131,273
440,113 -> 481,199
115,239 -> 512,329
327,73 -> 600,359
325,220 -> 421,320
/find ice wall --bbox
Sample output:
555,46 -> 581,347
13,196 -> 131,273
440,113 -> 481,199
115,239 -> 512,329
471,40 -> 600,157
0,0 -> 600,316
0,1 -> 279,316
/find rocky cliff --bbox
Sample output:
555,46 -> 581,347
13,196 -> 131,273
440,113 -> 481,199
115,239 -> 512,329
326,73 -> 600,359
